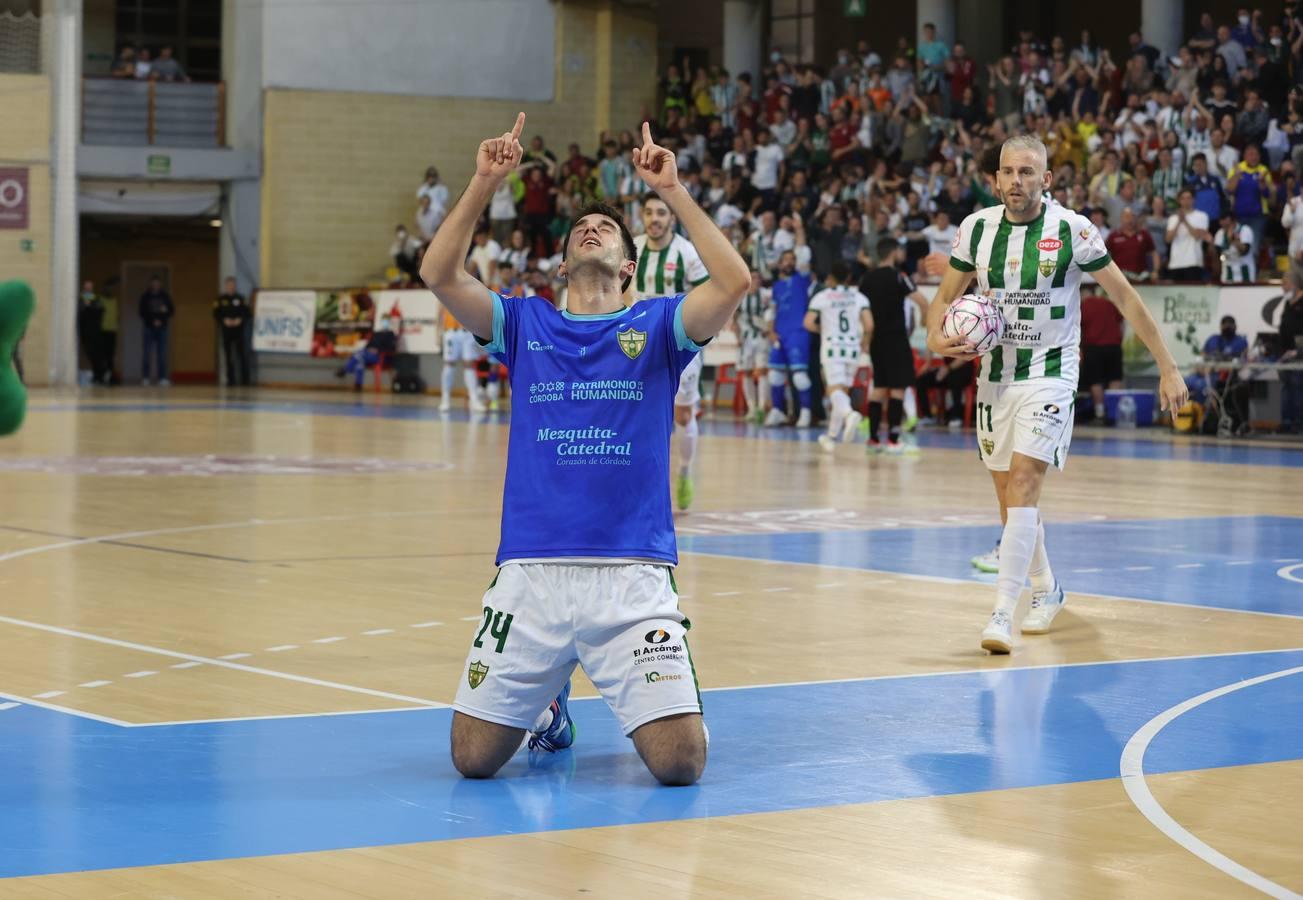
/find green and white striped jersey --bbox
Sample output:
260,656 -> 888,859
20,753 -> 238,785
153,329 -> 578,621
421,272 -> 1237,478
808,285 -> 870,359
949,203 -> 1112,386
736,287 -> 772,340
632,233 -> 709,301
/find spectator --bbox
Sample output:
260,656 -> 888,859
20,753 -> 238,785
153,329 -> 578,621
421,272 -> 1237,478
1166,187 -> 1212,280
1079,290 -> 1125,423
76,280 -> 111,385
1198,314 -> 1252,432
138,276 -> 174,386
151,46 -> 187,82
1186,152 -> 1226,223
1143,195 -> 1170,266
1105,207 -> 1160,279
1098,177 -> 1146,229
390,225 -> 422,285
110,46 -> 136,78
466,227 -> 502,288
1214,211 -> 1257,282
134,48 -> 152,80
1227,143 -> 1273,253
522,135 -> 558,176
499,228 -> 530,275
415,194 -> 444,244
711,69 -> 739,131
1282,191 -> 1303,259
418,167 -> 449,211
751,128 -> 786,209
597,140 -> 629,203
1216,25 -> 1248,80
489,175 -> 520,247
213,277 -> 252,387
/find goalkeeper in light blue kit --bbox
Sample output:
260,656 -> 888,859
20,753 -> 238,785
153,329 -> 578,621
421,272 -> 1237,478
421,115 -> 749,785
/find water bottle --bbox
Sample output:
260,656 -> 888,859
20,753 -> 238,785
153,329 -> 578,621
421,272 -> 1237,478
1117,395 -> 1137,429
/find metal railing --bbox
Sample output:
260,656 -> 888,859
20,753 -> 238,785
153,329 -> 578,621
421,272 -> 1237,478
82,77 -> 225,148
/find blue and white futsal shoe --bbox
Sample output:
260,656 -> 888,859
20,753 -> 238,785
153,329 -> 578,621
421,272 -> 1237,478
1022,581 -> 1066,634
527,680 -> 576,752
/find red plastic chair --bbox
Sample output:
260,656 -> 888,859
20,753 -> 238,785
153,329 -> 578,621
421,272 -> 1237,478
713,363 -> 747,415
371,352 -> 390,394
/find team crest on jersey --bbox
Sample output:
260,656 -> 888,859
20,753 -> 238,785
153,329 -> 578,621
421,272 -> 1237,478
467,660 -> 489,689
981,438 -> 995,456
1038,258 -> 1056,277
1007,259 -> 1020,275
617,326 -> 647,359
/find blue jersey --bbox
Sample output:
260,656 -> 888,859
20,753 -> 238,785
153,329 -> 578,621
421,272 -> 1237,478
481,292 -> 702,565
772,272 -> 814,335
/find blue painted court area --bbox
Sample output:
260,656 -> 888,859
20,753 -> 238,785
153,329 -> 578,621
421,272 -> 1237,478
683,515 -> 1303,617
27,401 -> 1303,468
2,650 -> 1300,878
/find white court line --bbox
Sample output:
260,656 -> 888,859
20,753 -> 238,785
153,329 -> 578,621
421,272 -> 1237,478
1120,665 -> 1303,900
170,661 -> 203,669
1073,568 -> 1103,573
131,705 -> 439,729
410,622 -> 442,628
1276,558 -> 1301,564
1176,563 -> 1205,569
0,702 -> 20,711
0,613 -> 442,712
1124,566 -> 1154,572
219,652 -> 252,660
312,636 -> 345,644
762,586 -> 791,593
459,615 -> 480,621
1279,564 -> 1303,585
362,629 -> 393,636
816,583 -> 844,588
0,688 -> 130,726
1225,561 -> 1253,566
682,550 -> 1303,620
265,645 -> 297,652
712,591 -> 741,597
123,671 -> 156,679
78,680 -> 111,689
33,690 -> 64,698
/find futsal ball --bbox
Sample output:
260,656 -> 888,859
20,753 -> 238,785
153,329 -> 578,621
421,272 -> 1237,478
941,294 -> 1004,355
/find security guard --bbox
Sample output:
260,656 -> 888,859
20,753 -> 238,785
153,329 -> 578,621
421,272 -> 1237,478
213,277 -> 252,386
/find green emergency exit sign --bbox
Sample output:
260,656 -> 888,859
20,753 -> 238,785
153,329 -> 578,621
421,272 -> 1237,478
844,0 -> 866,15
147,154 -> 171,176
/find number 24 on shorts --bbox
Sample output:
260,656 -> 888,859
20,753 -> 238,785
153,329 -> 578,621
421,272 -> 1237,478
473,605 -> 513,653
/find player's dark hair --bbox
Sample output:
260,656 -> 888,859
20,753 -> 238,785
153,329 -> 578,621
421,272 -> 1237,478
828,259 -> 850,283
877,237 -> 901,261
562,202 -> 638,292
980,144 -> 1002,177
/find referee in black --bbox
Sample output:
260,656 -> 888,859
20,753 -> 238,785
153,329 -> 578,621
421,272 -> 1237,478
859,237 -> 929,452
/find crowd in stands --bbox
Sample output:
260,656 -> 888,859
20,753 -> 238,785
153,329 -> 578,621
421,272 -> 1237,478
386,6 -> 1303,431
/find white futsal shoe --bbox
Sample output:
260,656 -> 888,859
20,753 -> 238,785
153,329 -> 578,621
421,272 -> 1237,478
980,610 -> 1014,654
764,408 -> 788,427
817,433 -> 837,452
795,408 -> 812,428
1021,582 -> 1066,634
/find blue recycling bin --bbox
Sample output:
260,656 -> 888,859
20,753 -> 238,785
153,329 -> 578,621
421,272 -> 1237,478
1104,389 -> 1155,426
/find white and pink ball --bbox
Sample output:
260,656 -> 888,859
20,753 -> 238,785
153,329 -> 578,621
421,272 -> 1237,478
941,294 -> 1005,355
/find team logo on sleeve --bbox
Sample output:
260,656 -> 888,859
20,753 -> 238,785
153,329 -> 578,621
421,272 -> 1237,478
467,660 -> 489,689
617,326 -> 647,359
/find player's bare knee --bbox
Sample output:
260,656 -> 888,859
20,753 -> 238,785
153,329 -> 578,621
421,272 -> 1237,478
450,713 -> 519,779
633,715 -> 707,786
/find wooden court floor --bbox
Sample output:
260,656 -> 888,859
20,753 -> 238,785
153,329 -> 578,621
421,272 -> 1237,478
1,388 -> 1300,898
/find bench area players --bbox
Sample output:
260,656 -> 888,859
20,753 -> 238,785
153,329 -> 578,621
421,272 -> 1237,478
927,135 -> 1187,655
804,260 -> 869,451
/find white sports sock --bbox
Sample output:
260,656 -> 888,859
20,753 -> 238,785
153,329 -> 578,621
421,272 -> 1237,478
1094,402 -> 1104,418
440,364 -> 454,400
487,380 -> 501,402
741,374 -> 758,413
1027,519 -> 1054,593
463,367 -> 479,402
676,416 -> 698,475
904,387 -> 917,420
828,390 -> 851,437
995,506 -> 1039,617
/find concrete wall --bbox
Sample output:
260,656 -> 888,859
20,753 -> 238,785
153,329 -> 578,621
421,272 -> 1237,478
261,0 -> 556,102
259,0 -> 657,288
0,73 -> 52,384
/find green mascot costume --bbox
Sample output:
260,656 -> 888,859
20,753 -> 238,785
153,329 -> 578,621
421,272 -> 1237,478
0,280 -> 35,436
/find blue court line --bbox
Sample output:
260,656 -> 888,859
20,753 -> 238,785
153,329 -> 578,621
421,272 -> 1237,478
682,515 -> 1303,617
25,401 -> 1303,468
2,649 -> 1300,878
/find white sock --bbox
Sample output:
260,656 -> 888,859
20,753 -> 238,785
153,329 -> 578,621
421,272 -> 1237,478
463,368 -> 479,402
487,380 -> 501,402
530,706 -> 554,733
1028,519 -> 1054,593
440,364 -> 454,400
676,416 -> 698,475
741,374 -> 758,413
904,387 -> 917,420
1094,402 -> 1104,418
828,390 -> 851,437
995,506 -> 1039,618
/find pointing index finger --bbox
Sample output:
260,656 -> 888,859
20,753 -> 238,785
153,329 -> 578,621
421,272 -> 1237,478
510,112 -> 526,140
642,121 -> 653,146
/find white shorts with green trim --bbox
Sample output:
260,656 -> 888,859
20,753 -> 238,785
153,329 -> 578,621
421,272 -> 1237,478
452,562 -> 702,736
738,335 -> 769,372
675,354 -> 703,407
821,358 -> 860,388
975,379 -> 1075,473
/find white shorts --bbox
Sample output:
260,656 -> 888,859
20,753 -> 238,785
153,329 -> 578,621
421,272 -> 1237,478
443,328 -> 483,364
452,562 -> 702,736
975,379 -> 1075,472
821,358 -> 860,388
675,354 -> 703,407
738,335 -> 769,372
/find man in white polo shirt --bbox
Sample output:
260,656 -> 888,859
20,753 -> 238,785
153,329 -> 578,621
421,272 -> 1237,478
1165,187 -> 1211,281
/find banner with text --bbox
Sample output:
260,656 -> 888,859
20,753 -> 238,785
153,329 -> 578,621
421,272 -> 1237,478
371,289 -> 442,354
312,290 -> 376,357
1123,284 -> 1220,376
252,291 -> 316,353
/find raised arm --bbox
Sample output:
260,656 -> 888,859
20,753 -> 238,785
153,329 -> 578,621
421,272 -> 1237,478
419,112 -> 525,339
1091,261 -> 1188,412
633,123 -> 749,343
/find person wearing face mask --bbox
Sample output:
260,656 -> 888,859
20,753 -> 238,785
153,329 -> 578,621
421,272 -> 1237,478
1198,316 -> 1252,434
390,224 -> 423,285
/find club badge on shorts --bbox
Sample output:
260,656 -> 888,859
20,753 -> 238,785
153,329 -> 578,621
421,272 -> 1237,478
981,438 -> 995,456
467,660 -> 489,689
617,326 -> 646,360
